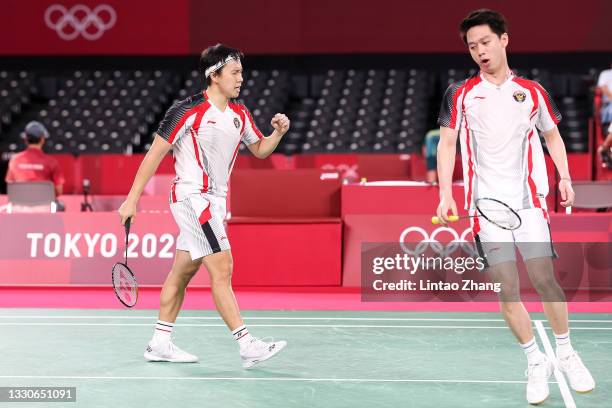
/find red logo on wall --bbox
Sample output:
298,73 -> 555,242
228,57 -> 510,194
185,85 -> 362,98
44,4 -> 117,41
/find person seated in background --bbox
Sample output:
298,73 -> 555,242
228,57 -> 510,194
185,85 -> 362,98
5,121 -> 65,199
423,128 -> 440,184
597,62 -> 612,126
598,122 -> 612,168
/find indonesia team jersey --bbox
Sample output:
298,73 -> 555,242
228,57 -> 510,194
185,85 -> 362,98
438,72 -> 562,212
156,91 -> 263,201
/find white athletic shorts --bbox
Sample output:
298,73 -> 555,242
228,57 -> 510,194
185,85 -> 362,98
170,193 -> 230,260
473,207 -> 557,267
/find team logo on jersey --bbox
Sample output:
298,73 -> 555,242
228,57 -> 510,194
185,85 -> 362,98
513,91 -> 527,103
234,118 -> 241,129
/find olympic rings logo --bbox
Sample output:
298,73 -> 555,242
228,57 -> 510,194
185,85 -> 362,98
44,4 -> 117,41
399,226 -> 478,258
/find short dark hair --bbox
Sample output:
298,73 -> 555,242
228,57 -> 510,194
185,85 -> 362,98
199,44 -> 244,86
25,135 -> 43,144
459,9 -> 508,44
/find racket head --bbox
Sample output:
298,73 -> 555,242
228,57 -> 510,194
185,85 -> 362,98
112,262 -> 138,308
475,197 -> 522,230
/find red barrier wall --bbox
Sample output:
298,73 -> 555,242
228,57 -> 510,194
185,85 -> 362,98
3,0 -> 611,55
230,169 -> 342,217
227,221 -> 342,286
50,153 -> 579,196
78,154 -> 174,195
342,184 -> 466,215
0,194 -> 168,212
0,213 -> 342,286
568,153 -> 593,181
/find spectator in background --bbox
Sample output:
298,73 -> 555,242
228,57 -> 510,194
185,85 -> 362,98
423,128 -> 440,184
5,121 -> 65,197
597,62 -> 612,124
598,122 -> 612,168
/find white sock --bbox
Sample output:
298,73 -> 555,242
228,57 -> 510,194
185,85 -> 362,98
232,325 -> 253,348
555,331 -> 573,359
521,337 -> 545,365
152,320 -> 174,344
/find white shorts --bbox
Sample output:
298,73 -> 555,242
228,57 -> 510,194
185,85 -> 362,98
170,193 -> 230,260
473,208 -> 557,267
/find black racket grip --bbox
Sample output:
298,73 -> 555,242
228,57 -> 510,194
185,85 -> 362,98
123,217 -> 132,266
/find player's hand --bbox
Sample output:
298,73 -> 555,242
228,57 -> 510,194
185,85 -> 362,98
118,200 -> 137,225
271,113 -> 290,136
559,179 -> 575,207
436,194 -> 458,225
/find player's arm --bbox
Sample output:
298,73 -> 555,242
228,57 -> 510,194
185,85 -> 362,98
534,82 -> 574,208
436,126 -> 459,223
542,127 -> 574,207
247,113 -> 290,159
435,81 -> 464,223
118,135 -> 172,224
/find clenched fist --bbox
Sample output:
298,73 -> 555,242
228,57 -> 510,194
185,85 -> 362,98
271,113 -> 290,136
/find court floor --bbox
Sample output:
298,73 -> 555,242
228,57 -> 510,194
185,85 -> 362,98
0,309 -> 610,408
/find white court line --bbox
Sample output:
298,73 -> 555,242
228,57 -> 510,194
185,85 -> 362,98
0,375 -> 540,384
0,316 -> 610,323
0,316 -> 509,321
0,316 -> 507,321
534,320 -> 577,408
0,323 -> 508,329
0,322 -> 609,330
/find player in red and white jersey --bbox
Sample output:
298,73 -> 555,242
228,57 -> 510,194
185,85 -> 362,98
439,71 -> 561,216
158,90 -> 263,201
118,44 -> 289,368
436,10 -> 594,404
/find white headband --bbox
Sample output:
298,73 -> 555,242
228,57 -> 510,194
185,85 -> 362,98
204,55 -> 240,78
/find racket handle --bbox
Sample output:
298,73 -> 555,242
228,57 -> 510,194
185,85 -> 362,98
124,217 -> 131,233
431,215 -> 459,225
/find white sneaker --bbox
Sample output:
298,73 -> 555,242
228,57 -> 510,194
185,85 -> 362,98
558,351 -> 595,393
144,340 -> 198,363
240,338 -> 287,369
525,355 -> 553,405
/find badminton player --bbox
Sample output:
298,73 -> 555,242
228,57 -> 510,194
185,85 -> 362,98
118,44 -> 289,368
435,9 -> 594,404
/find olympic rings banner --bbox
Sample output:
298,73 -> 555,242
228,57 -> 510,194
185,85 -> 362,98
1,0 -> 611,55
342,213 -> 612,289
1,0 -> 189,55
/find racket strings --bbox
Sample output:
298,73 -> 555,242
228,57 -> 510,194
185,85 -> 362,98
112,264 -> 137,306
476,199 -> 522,230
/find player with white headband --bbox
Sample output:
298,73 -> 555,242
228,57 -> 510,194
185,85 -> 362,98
118,44 -> 290,368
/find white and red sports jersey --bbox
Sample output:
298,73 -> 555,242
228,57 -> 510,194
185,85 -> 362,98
438,72 -> 562,215
156,91 -> 263,201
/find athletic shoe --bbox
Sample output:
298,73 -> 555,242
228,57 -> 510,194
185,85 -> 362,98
526,355 -> 553,405
558,351 -> 595,393
240,337 -> 287,369
144,340 -> 198,363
